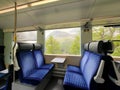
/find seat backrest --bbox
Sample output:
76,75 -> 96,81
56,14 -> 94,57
83,41 -> 104,88
83,52 -> 102,88
80,51 -> 90,73
33,50 -> 44,68
16,43 -> 36,77
33,43 -> 44,68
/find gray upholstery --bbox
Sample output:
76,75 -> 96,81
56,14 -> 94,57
84,41 -> 104,54
33,43 -> 42,50
17,43 -> 33,50
84,42 -> 90,51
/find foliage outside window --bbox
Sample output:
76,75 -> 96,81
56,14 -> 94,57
45,28 -> 80,55
92,26 -> 120,57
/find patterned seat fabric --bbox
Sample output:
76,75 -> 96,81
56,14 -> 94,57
16,43 -> 53,85
63,41 -> 104,90
33,50 -> 54,70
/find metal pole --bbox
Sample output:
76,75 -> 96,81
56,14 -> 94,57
12,1 -> 17,82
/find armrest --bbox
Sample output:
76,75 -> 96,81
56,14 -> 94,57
94,60 -> 105,83
0,69 -> 8,74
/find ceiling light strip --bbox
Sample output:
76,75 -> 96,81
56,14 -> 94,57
31,0 -> 59,6
0,0 -> 59,14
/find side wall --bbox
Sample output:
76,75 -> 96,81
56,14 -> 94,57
0,29 -> 4,45
44,55 -> 81,68
4,32 -> 13,67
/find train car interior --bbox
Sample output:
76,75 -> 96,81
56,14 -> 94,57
0,0 -> 120,90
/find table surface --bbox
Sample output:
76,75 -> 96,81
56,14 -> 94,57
51,57 -> 66,63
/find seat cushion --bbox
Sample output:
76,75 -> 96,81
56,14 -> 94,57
40,64 -> 54,70
28,69 -> 49,80
63,71 -> 88,90
67,65 -> 82,74
23,69 -> 49,85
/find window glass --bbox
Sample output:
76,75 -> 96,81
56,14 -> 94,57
92,26 -> 120,57
45,27 -> 81,55
16,31 -> 37,43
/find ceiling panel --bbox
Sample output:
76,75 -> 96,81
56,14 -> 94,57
92,0 -> 120,18
0,0 -> 120,29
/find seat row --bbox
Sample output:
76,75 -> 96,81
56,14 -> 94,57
16,43 -> 54,85
15,41 -> 120,90
63,40 -> 117,90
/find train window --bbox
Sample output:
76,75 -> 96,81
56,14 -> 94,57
92,26 -> 120,57
16,31 -> 37,43
45,27 -> 81,55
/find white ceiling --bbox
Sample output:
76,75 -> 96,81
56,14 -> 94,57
0,0 -> 120,29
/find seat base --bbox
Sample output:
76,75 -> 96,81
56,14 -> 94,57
12,72 -> 51,90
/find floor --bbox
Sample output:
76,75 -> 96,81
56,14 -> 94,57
45,77 -> 64,90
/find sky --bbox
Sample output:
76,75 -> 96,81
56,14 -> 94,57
45,27 -> 80,38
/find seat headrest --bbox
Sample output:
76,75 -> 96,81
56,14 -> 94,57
84,41 -> 104,54
17,43 -> 33,51
33,43 -> 42,50
103,40 -> 114,54
84,40 -> 114,54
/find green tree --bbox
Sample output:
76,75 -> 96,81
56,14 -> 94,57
45,36 -> 61,54
69,35 -> 80,55
93,27 -> 116,40
112,35 -> 120,56
93,26 -> 120,56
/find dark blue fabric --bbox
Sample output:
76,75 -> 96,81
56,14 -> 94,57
0,55 -> 5,71
17,51 -> 36,78
33,50 -> 44,68
63,72 -> 88,89
0,73 -> 6,78
27,69 -> 49,80
22,69 -> 49,85
67,65 -> 81,74
33,50 -> 54,70
0,75 -> 8,90
0,84 -> 7,90
64,51 -> 102,90
80,51 -> 90,73
83,52 -> 101,88
16,49 -> 53,85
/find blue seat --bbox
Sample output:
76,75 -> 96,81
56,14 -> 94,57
66,51 -> 90,74
33,44 -> 54,70
83,52 -> 102,88
64,71 -> 88,90
64,51 -> 102,90
33,50 -> 54,70
63,41 -> 104,90
16,43 -> 52,85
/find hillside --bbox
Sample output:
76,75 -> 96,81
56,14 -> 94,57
46,30 -> 77,40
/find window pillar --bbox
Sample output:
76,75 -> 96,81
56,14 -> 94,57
37,30 -> 45,52
80,22 -> 92,55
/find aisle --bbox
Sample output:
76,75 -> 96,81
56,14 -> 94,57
45,77 -> 64,90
